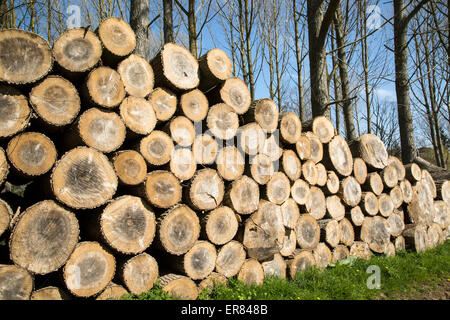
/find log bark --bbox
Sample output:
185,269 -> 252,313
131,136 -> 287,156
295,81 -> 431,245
224,175 -> 260,215
139,130 -> 174,166
117,54 -> 154,98
202,206 -> 238,245
29,76 -> 80,127
179,89 -> 209,122
147,87 -> 177,121
51,147 -> 118,210
112,150 -> 147,186
198,48 -> 233,92
237,259 -> 264,286
158,273 -> 198,300
206,103 -> 239,140
294,214 -> 320,249
0,265 -> 33,300
0,29 -> 52,84
0,85 -> 31,139
215,240 -> 246,278
119,96 -> 157,136
279,112 -> 302,144
9,200 -> 79,275
150,43 -> 200,92
121,253 -> 158,295
208,77 -> 251,115
63,241 -> 116,298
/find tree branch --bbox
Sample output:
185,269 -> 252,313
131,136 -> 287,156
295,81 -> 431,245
318,0 -> 341,46
403,0 -> 431,26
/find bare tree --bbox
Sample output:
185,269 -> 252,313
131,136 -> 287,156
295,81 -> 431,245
130,0 -> 150,60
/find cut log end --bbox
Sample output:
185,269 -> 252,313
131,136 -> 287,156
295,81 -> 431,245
170,147 -> 197,181
305,132 -> 323,164
182,241 -> 217,280
0,199 -> 12,237
117,54 -> 154,98
98,17 -> 136,61
0,85 -> 31,139
291,179 -> 310,206
226,175 -> 260,215
250,154 -> 275,185
266,172 -> 291,205
281,150 -> 301,181
198,48 -> 232,91
296,135 -> 311,160
0,265 -> 33,300
238,259 -> 264,286
31,286 -> 68,300
280,112 -> 302,144
288,250 -> 316,278
168,116 -> 195,147
217,77 -> 251,115
313,243 -> 332,268
145,170 -> 182,209
122,253 -> 158,295
339,176 -> 362,207
349,134 -> 388,169
180,89 -> 209,122
306,187 -> 326,220
215,240 -> 246,278
204,206 -> 238,245
158,273 -> 198,300
262,253 -> 287,279
239,122 -> 266,156
120,96 -> 157,136
304,116 -> 335,144
140,130 -> 174,166
85,67 -> 125,108
216,146 -> 245,181
207,103 -> 239,140
360,216 -> 390,253
295,214 -> 320,249
248,99 -> 279,133
112,150 -> 147,186
189,168 -> 224,211
193,134 -> 218,165
148,87 -> 177,121
353,158 -> 368,185
96,283 -> 128,300
281,198 -> 300,229
326,195 -> 345,221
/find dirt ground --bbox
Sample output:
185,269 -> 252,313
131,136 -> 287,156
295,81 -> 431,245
379,278 -> 450,300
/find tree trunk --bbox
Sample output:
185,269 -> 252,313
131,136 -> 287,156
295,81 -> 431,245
163,0 -> 174,43
129,0 -> 150,61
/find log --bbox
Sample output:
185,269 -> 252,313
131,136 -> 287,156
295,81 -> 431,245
198,272 -> 228,291
404,163 -> 422,182
0,85 -> 31,139
112,150 -> 147,186
305,132 -> 323,163
407,181 -> 436,226
305,187 -> 326,220
339,218 -> 355,246
349,134 -> 388,170
243,99 -> 279,132
120,253 -> 158,295
281,150 -> 301,181
140,130 -> 174,166
179,89 -> 209,122
51,147 -> 118,210
9,200 -> 79,275
69,107 -> 126,153
119,96 -> 157,136
0,198 -> 12,237
99,196 -> 156,254
83,67 -> 126,108
332,245 -> 350,263
0,147 -> 8,187
386,212 -> 405,237
209,77 -> 252,115
224,175 -> 260,215
260,134 -> 283,162
360,216 -> 390,253
421,169 -> 437,198
399,179 -> 413,204
339,176 -> 362,207
294,214 -> 320,249
145,170 -> 182,209
388,156 -> 405,181
63,241 -> 116,298
157,204 -> 200,256
403,224 -> 428,253
384,242 -> 396,257
166,116 -> 195,147
29,76 -> 81,127
394,236 -> 406,252
215,240 -> 246,278
279,112 -> 302,144
0,29 -> 52,84
31,286 -> 69,300
96,283 -> 128,300
188,168 -> 224,211
216,146 -> 245,181
287,250 -> 316,278
150,43 -> 199,92
238,122 -> 266,156
378,193 -> 394,217
206,103 -> 239,140
202,206 -> 238,245
261,253 -> 286,279
390,185 -> 404,209
323,135 -> 353,176
198,48 -> 232,91
249,154 -> 275,185
439,180 -> 450,206
349,241 -> 372,260
325,171 -> 340,195
265,172 -> 291,205
243,200 -> 285,261
6,132 -> 57,178
295,135 -> 311,160
280,229 -> 297,257
169,147 -> 197,181
313,243 -> 332,268
237,259 -> 264,286
117,54 -> 154,98
147,87 -> 177,121
52,28 -> 102,79
280,198 -> 300,229
360,192 -> 379,216
433,201 -> 449,229
291,179 -> 310,205
350,206 -> 365,227
158,273 -> 198,300
362,172 -> 384,196
174,241 -> 217,280
303,116 -> 335,144
97,17 -> 136,66
316,163 -> 328,187
192,133 -> 219,165
325,195 -> 345,221
353,158 -> 368,185
0,265 -> 33,300
381,164 -> 398,189
427,223 -> 444,248
318,219 -> 341,248
302,159 -> 318,185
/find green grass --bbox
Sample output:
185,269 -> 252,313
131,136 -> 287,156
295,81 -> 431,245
123,240 -> 450,300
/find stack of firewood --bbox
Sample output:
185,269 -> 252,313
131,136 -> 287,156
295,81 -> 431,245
0,18 -> 448,301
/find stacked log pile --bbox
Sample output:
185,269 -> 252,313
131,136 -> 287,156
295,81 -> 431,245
0,19 -> 449,300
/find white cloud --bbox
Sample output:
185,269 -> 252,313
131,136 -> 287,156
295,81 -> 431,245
373,88 -> 397,102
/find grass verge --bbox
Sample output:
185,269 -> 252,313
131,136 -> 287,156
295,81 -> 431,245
123,240 -> 450,300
